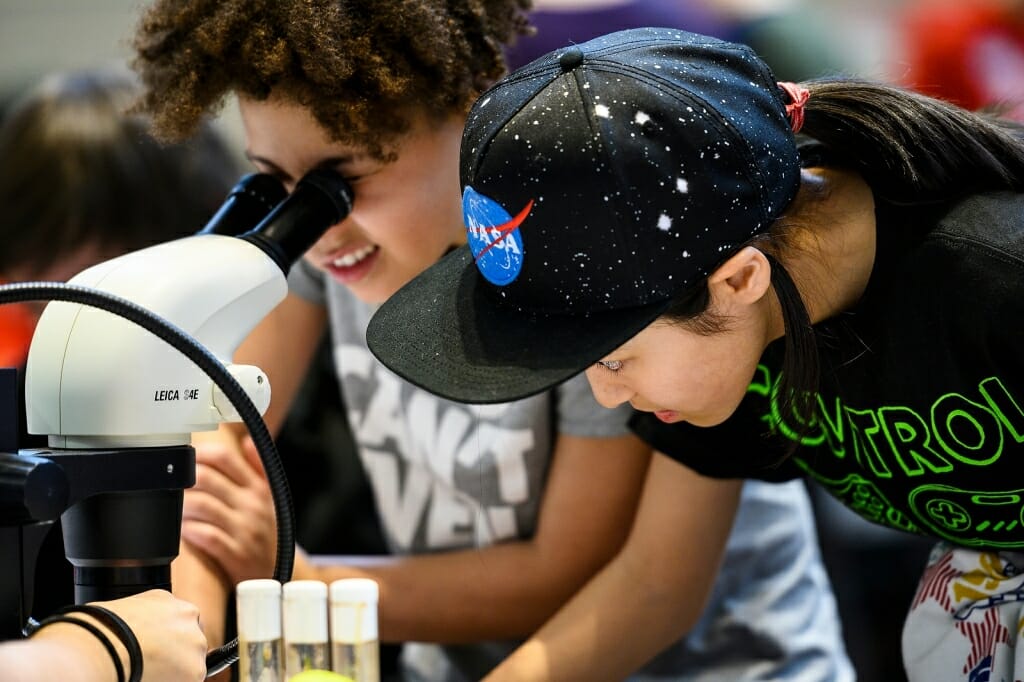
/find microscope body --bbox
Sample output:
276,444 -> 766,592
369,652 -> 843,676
26,233 -> 279,446
5,234 -> 283,613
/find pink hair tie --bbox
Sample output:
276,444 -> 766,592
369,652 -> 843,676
778,82 -> 810,134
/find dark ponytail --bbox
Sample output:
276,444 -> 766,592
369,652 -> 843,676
797,78 -> 1024,204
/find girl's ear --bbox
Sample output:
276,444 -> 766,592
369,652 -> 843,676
707,246 -> 773,307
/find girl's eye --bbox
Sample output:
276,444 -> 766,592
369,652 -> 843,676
596,359 -> 623,372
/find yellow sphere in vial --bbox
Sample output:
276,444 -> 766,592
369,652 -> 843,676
288,672 -> 356,682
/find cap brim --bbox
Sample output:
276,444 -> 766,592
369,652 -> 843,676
366,246 -> 670,404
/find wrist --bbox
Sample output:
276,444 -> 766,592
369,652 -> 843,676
48,604 -> 144,682
31,615 -> 129,682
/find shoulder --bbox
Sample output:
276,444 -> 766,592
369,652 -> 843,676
892,192 -> 1024,293
287,258 -> 329,304
888,192 -> 1024,349
934,192 -> 1024,261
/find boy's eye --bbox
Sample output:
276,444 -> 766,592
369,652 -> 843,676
596,359 -> 623,372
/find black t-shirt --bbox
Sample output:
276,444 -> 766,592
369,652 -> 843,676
631,192 -> 1024,551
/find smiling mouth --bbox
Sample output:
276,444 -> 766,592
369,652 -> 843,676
331,244 -> 377,268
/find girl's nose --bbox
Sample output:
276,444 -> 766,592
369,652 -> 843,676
584,367 -> 633,409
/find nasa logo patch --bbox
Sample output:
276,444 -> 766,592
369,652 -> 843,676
463,186 -> 533,286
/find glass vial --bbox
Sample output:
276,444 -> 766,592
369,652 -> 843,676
237,579 -> 284,682
329,578 -> 380,682
283,580 -> 331,677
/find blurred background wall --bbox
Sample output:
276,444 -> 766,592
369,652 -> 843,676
0,0 -> 921,150
0,0 -> 248,148
0,0 -> 904,100
1,1 -> 141,96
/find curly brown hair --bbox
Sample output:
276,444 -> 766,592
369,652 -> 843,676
131,0 -> 533,159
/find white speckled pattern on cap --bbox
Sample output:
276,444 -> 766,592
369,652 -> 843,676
367,27 -> 801,404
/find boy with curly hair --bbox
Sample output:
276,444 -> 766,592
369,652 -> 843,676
131,2 -> 852,680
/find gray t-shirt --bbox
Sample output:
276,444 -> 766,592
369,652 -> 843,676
290,261 -> 853,681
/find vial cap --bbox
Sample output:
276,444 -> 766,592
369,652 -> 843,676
329,579 -> 379,642
283,580 -> 329,643
236,579 -> 282,641
329,578 -> 378,603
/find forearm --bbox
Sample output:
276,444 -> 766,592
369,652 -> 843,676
485,546 -> 705,681
485,460 -> 744,682
298,541 -> 606,643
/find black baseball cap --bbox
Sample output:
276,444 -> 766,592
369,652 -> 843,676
367,27 -> 801,403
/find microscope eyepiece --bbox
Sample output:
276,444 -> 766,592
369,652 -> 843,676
240,168 -> 354,273
198,173 -> 288,237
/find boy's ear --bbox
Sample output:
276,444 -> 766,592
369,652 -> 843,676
707,246 -> 772,306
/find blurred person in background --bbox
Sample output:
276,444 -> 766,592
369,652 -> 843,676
900,0 -> 1024,121
0,65 -> 242,628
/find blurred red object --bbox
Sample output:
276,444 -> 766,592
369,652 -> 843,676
0,284 -> 35,368
901,0 -> 1024,119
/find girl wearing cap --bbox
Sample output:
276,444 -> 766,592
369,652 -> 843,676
367,25 -> 1024,682
130,3 -> 852,681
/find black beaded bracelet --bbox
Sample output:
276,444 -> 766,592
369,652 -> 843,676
30,614 -> 126,682
53,604 -> 144,682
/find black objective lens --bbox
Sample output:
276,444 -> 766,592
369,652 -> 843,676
240,168 -> 354,274
61,488 -> 182,603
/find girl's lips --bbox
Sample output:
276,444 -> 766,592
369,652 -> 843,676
654,410 -> 680,423
324,245 -> 380,285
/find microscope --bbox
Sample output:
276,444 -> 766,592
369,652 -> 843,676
0,168 -> 352,674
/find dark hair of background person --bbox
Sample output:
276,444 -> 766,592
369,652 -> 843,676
130,0 -> 533,160
0,67 -> 241,281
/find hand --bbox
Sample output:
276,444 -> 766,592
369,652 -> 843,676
180,430 -> 278,584
96,590 -> 207,682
